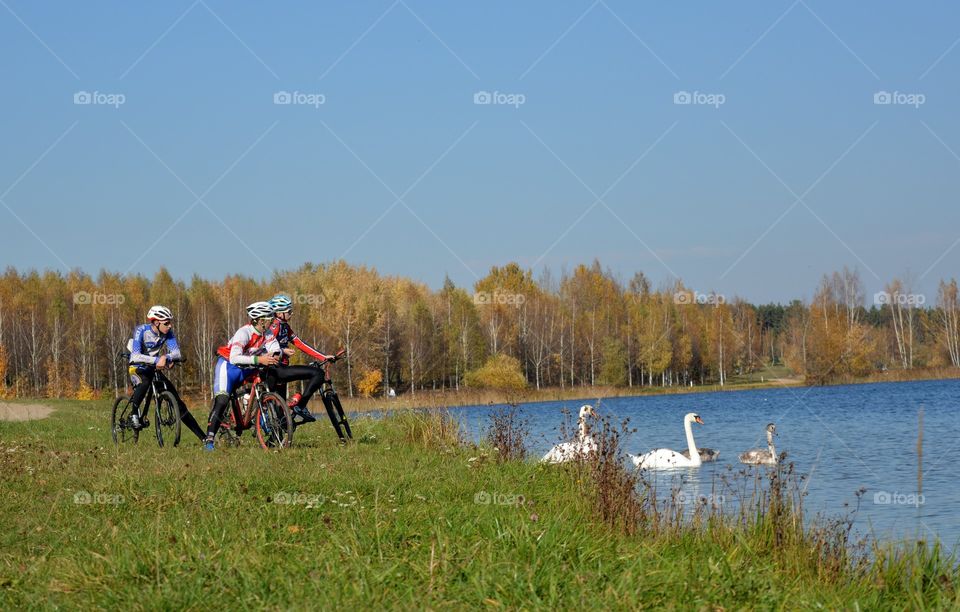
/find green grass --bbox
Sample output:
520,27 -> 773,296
726,363 -> 797,385
0,400 -> 957,609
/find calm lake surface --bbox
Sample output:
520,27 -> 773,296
435,379 -> 960,547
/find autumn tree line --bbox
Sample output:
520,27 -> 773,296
0,261 -> 958,401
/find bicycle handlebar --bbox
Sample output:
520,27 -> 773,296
309,349 -> 346,368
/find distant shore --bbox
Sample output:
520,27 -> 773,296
331,366 -> 960,413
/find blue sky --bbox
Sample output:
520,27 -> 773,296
1,1 -> 959,303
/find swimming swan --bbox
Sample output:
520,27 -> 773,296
738,423 -> 778,465
541,405 -> 598,463
629,413 -> 704,469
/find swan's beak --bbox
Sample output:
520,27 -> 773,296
694,416 -> 704,425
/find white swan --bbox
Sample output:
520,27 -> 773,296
629,413 -> 704,469
541,405 -> 597,463
738,423 -> 777,465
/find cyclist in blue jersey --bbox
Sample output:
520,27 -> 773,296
127,305 -> 205,441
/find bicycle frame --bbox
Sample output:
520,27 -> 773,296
226,370 -> 271,432
142,372 -> 171,410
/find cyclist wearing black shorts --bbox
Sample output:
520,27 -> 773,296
127,305 -> 205,441
264,294 -> 335,424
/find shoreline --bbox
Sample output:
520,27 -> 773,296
15,367 -> 960,415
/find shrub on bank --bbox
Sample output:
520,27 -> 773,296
464,354 -> 527,391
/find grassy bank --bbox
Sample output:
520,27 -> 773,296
0,400 -> 957,609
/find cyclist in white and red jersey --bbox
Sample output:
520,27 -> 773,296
264,294 -> 335,424
202,301 -> 280,450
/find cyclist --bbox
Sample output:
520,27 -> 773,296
203,301 -> 280,450
127,305 -> 206,441
264,294 -> 335,424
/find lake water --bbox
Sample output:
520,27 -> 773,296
441,379 -> 960,548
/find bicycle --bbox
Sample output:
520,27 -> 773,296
111,358 -> 185,447
291,349 -> 353,442
214,366 -> 293,450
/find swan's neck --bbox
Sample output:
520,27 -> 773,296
767,437 -> 777,461
578,418 -> 589,441
684,419 -> 700,465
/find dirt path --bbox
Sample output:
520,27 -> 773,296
0,402 -> 54,422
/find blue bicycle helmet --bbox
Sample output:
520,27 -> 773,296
269,294 -> 293,313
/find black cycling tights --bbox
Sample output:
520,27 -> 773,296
265,365 -> 325,410
131,368 -> 206,441
205,394 -> 231,439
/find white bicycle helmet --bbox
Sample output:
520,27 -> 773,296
246,301 -> 274,320
147,305 -> 173,322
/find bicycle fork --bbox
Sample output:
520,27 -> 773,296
319,383 -> 352,441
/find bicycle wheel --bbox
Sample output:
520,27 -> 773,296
154,390 -> 181,448
111,396 -> 139,446
256,391 -> 293,449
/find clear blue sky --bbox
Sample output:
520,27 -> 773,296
2,1 -> 958,303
